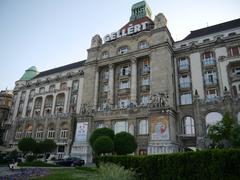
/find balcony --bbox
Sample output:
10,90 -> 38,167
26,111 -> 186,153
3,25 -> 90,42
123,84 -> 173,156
141,67 -> 150,75
202,58 -> 216,68
117,88 -> 130,95
179,82 -> 191,91
178,64 -> 190,73
204,78 -> 217,87
44,104 -> 53,108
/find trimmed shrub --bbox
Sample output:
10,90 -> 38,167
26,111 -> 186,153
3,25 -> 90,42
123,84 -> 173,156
19,160 -> 58,167
97,149 -> 240,180
93,136 -> 114,155
89,128 -> 114,148
114,132 -> 137,155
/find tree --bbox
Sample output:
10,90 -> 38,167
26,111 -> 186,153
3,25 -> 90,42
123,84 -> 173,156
32,142 -> 44,155
208,112 -> 235,148
114,132 -> 137,155
41,139 -> 57,155
89,128 -> 114,148
230,125 -> 240,148
18,137 -> 36,156
93,136 -> 114,155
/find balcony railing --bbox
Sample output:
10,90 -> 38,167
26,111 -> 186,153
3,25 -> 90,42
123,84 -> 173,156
179,64 -> 190,71
202,58 -> 216,67
204,78 -> 217,86
179,82 -> 191,89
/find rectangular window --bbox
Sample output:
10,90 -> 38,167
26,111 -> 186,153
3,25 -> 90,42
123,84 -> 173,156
141,77 -> 150,86
118,47 -> 128,54
47,130 -> 55,139
143,59 -> 150,72
232,67 -> 240,76
119,80 -> 129,89
72,80 -> 79,91
36,131 -> 43,139
141,95 -> 149,105
119,98 -> 130,108
179,75 -> 191,88
120,65 -> 130,76
103,70 -> 109,80
228,46 -> 240,57
179,58 -> 189,70
204,70 -> 217,85
180,93 -> 192,105
103,84 -> 109,92
139,120 -> 148,135
15,132 -> 22,139
206,89 -> 218,100
25,131 -> 32,138
60,130 -> 68,139
114,121 -> 128,134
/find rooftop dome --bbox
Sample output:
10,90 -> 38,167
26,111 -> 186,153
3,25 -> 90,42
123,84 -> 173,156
20,66 -> 39,81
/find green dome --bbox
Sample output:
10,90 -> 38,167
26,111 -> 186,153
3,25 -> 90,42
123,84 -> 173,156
20,66 -> 39,81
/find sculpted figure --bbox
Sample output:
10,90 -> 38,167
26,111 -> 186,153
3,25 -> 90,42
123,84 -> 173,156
154,13 -> 167,29
91,34 -> 102,48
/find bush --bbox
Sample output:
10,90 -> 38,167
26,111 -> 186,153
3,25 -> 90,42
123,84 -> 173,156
94,163 -> 135,180
114,132 -> 137,155
89,128 -> 114,148
97,149 -> 240,180
26,155 -> 36,162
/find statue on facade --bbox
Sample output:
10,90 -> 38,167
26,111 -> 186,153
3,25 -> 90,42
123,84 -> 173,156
149,93 -> 169,108
154,13 -> 167,29
90,34 -> 102,48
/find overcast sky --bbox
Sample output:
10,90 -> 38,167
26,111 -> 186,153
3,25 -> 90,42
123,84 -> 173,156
0,0 -> 240,90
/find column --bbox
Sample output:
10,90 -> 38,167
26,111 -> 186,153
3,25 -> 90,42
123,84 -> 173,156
51,95 -> 57,115
108,64 -> 114,107
22,90 -> 30,118
131,58 -> 137,105
64,91 -> 69,113
40,96 -> 45,116
93,68 -> 99,109
30,97 -> 36,117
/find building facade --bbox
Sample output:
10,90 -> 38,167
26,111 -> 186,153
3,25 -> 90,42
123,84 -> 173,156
4,1 -> 240,162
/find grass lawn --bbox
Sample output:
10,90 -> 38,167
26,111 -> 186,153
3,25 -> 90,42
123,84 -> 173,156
31,167 -> 98,180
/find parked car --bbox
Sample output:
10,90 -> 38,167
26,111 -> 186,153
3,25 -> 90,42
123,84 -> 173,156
55,157 -> 85,167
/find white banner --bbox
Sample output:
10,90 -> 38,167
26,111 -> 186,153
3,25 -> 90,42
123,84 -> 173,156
75,122 -> 88,142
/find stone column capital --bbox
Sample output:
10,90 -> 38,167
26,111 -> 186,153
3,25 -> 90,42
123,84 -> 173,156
131,57 -> 137,64
109,63 -> 114,69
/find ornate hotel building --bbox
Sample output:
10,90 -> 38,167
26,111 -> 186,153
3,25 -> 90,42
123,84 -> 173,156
3,1 -> 240,162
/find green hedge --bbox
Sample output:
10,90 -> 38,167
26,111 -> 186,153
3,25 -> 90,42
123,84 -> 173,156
97,149 -> 240,180
18,160 -> 58,167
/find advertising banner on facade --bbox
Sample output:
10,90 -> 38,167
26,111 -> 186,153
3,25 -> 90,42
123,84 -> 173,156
75,122 -> 88,142
151,114 -> 169,140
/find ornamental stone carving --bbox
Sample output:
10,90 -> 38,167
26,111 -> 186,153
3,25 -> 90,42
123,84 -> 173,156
149,93 -> 169,108
154,13 -> 167,29
91,34 -> 102,48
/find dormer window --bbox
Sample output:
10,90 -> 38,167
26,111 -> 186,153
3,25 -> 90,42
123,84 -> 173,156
102,51 -> 109,59
118,46 -> 128,54
139,41 -> 148,49
228,32 -> 236,36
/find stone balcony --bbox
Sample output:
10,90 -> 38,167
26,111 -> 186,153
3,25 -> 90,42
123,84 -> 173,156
118,88 -> 130,95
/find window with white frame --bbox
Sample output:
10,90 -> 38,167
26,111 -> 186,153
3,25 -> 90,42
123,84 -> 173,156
72,80 -> 79,91
204,70 -> 217,85
36,131 -> 43,139
179,75 -> 191,88
228,46 -> 240,57
139,119 -> 148,135
103,84 -> 109,92
15,132 -> 22,139
178,57 -> 189,70
119,98 -> 130,108
202,52 -> 215,66
141,95 -> 149,105
205,112 -> 223,132
118,46 -> 128,54
141,76 -> 150,86
206,89 -> 218,100
120,65 -> 130,76
49,85 -> 55,92
25,131 -> 32,138
114,121 -> 128,134
180,92 -> 192,105
102,51 -> 109,59
47,130 -> 55,139
119,80 -> 130,89
143,59 -> 150,72
139,41 -> 148,49
60,130 -> 68,139
183,116 -> 195,135
71,94 -> 77,104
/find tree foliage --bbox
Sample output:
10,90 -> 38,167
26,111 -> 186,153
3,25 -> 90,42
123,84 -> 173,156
208,112 -> 239,148
18,137 -> 36,156
93,136 -> 114,155
114,132 -> 137,155
89,128 -> 114,148
41,139 -> 57,154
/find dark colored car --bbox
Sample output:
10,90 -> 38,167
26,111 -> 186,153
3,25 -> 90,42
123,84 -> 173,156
55,157 -> 85,167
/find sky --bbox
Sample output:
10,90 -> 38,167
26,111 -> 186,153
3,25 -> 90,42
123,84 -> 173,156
0,0 -> 240,91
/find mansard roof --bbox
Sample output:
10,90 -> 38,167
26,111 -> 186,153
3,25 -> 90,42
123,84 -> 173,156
34,60 -> 86,79
183,18 -> 240,40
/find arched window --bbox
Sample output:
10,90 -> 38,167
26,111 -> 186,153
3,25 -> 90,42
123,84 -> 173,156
102,51 -> 109,59
139,120 -> 148,135
35,124 -> 44,139
139,41 -> 148,49
182,116 -> 195,135
205,112 -> 223,131
118,46 -> 128,54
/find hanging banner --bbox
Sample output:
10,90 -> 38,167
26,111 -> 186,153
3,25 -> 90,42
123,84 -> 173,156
75,122 -> 88,142
151,114 -> 169,140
